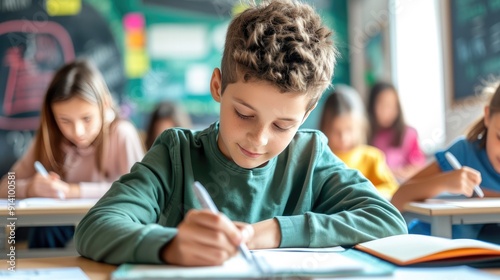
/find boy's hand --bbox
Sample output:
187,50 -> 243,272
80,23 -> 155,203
162,209 -> 253,266
27,172 -> 69,198
247,218 -> 281,249
443,167 -> 481,196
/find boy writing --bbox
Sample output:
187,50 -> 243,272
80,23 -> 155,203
75,0 -> 407,265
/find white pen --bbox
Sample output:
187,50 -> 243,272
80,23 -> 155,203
193,181 -> 263,272
444,152 -> 484,198
34,161 -> 65,200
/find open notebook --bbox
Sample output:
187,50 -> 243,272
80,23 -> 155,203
111,248 -> 394,279
355,234 -> 500,267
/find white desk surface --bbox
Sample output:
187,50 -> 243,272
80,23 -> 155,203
404,198 -> 500,216
3,256 -> 500,280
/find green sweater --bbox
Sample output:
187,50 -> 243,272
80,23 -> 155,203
75,122 -> 407,264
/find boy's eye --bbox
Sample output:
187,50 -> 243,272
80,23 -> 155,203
235,110 -> 251,120
273,124 -> 288,132
83,117 -> 91,122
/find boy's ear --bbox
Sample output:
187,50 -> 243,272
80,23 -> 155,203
210,68 -> 223,103
301,102 -> 317,125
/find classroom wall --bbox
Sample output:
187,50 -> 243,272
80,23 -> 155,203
392,0 -> 446,155
439,0 -> 491,146
348,0 -> 446,156
348,0 -> 493,155
348,0 -> 393,101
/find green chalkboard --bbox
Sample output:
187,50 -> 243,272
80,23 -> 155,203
449,0 -> 500,101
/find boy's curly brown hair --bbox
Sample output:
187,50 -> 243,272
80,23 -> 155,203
221,0 -> 337,110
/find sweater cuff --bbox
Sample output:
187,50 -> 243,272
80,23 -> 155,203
275,215 -> 310,248
135,225 -> 177,264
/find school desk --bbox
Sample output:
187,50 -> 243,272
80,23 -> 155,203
0,198 -> 98,258
3,256 -> 500,280
403,198 -> 500,238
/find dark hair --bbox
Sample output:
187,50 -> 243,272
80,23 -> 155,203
367,81 -> 406,147
221,0 -> 337,110
319,85 -> 367,145
145,102 -> 192,149
466,82 -> 500,147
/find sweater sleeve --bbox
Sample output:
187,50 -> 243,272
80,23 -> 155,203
0,142 -> 37,198
79,120 -> 145,198
75,141 -> 174,264
275,137 -> 407,248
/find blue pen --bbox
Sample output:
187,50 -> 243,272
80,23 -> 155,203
444,152 -> 484,198
34,161 -> 66,200
192,181 -> 263,272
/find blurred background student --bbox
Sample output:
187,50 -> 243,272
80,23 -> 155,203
392,82 -> 500,243
367,82 -> 426,182
319,85 -> 398,199
144,101 -> 192,150
0,60 -> 145,248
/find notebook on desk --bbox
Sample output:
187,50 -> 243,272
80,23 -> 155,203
111,248 -> 394,279
355,234 -> 500,268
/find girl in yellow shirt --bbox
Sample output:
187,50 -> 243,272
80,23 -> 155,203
319,85 -> 398,199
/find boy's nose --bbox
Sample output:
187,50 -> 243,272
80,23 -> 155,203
249,126 -> 269,147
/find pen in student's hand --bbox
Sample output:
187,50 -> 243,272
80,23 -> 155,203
444,152 -> 484,198
34,161 -> 66,200
192,181 -> 263,272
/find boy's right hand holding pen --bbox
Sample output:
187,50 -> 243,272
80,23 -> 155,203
161,182 -> 282,267
161,209 -> 255,266
28,161 -> 68,199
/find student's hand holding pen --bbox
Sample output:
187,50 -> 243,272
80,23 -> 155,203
27,171 -> 70,198
161,209 -> 254,266
440,166 -> 482,197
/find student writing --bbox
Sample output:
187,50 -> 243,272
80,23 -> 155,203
75,0 -> 407,266
0,60 -> 145,247
391,82 -> 500,241
319,85 -> 398,199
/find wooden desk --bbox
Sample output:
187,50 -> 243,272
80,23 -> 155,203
403,198 -> 500,238
0,199 -> 97,258
3,256 -> 500,280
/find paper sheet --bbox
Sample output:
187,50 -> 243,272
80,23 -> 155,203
112,250 -> 364,279
0,267 -> 89,280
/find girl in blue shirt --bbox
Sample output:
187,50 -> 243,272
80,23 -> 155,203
391,82 -> 500,242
